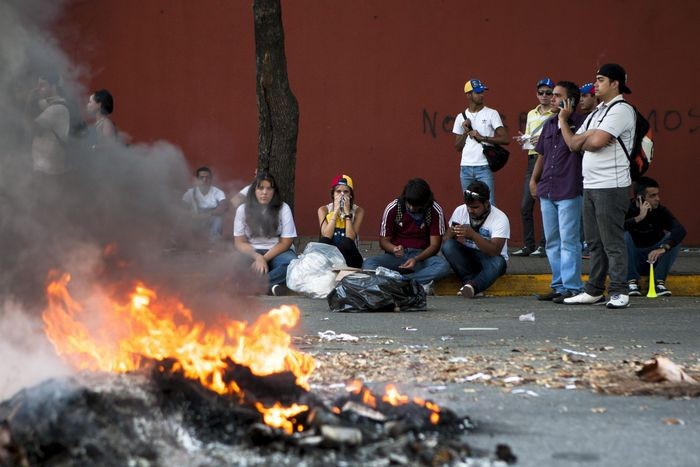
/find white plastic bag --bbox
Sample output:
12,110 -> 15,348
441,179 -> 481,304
286,242 -> 347,298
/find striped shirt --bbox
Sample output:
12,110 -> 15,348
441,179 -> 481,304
378,200 -> 446,250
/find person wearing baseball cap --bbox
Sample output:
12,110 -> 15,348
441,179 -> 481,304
453,78 -> 510,205
558,63 -> 637,309
512,77 -> 556,258
578,82 -> 599,114
317,174 -> 365,268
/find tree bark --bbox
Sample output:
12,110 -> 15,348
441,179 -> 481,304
253,0 -> 299,212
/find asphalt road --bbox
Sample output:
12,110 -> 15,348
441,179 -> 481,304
258,295 -> 700,467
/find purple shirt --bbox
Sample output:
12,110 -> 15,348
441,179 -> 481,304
535,113 -> 585,200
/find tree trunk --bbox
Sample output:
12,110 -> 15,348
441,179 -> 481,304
253,0 -> 299,212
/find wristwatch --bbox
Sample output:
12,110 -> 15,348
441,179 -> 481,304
344,214 -> 353,220
660,243 -> 671,251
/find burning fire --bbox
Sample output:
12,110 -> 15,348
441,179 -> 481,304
347,380 -> 441,425
42,272 -> 314,431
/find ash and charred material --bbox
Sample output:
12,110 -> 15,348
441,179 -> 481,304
0,368 -> 508,466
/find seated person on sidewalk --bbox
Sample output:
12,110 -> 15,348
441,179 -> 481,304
362,178 -> 451,291
181,166 -> 228,245
441,181 -> 509,298
234,172 -> 297,296
624,176 -> 686,297
317,174 -> 365,268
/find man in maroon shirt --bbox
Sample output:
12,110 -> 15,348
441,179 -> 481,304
362,178 -> 451,292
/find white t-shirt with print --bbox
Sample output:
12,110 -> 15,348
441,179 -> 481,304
452,106 -> 504,167
576,95 -> 635,189
448,204 -> 510,260
182,186 -> 226,211
234,202 -> 297,250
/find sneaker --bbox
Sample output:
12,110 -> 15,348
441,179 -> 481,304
628,280 -> 641,297
563,291 -> 605,305
422,280 -> 435,296
606,293 -> 630,309
270,284 -> 288,296
458,283 -> 475,298
655,280 -> 672,296
511,247 -> 532,257
552,290 -> 576,304
530,246 -> 546,258
536,290 -> 561,301
581,245 -> 591,259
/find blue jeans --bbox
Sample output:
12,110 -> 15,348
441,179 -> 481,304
460,165 -> 495,205
256,248 -> 297,286
441,239 -> 507,294
362,249 -> 452,284
625,232 -> 680,282
540,196 -> 583,293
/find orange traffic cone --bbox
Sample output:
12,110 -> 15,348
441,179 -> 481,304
647,262 -> 657,298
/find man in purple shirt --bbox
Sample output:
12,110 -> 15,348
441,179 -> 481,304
529,81 -> 585,303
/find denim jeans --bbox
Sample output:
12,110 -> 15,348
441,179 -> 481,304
362,249 -> 452,284
520,156 -> 545,250
256,248 -> 297,286
625,232 -> 680,282
582,187 -> 629,295
460,165 -> 495,205
540,196 -> 583,293
441,239 -> 507,294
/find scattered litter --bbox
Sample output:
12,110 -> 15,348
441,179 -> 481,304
519,313 -> 535,322
440,336 -> 454,341
318,330 -> 359,342
463,388 -> 477,393
503,376 -> 522,384
321,317 -> 330,320
562,348 -> 597,358
663,418 -> 685,425
459,327 -> 499,331
427,385 -> 447,393
591,407 -> 607,414
655,340 -> 680,345
637,356 -> 698,384
511,389 -> 539,397
565,384 -> 576,390
448,357 -> 469,363
463,373 -> 492,382
404,326 -> 417,332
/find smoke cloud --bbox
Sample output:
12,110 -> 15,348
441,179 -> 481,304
0,1 -> 264,397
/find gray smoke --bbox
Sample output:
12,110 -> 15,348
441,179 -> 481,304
0,1 -> 263,398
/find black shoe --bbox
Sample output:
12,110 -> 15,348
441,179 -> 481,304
530,246 -> 546,257
628,280 -> 642,297
270,284 -> 289,296
536,290 -> 561,301
511,247 -> 532,257
655,280 -> 672,296
552,290 -> 576,304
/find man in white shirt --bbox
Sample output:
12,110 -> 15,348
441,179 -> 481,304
453,79 -> 510,205
182,166 -> 228,245
30,72 -> 70,175
559,64 -> 636,309
441,181 -> 510,298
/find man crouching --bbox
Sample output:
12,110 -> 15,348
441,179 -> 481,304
442,181 -> 510,298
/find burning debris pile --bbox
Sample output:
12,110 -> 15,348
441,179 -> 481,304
0,273 -> 514,466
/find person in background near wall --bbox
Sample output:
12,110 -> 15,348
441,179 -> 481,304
512,78 -> 556,257
624,177 -> 686,297
317,174 -> 365,268
452,78 -> 510,205
441,181 -> 509,298
362,178 -> 451,295
27,71 -> 70,175
577,82 -> 599,259
560,64 -> 636,309
530,81 -> 585,303
234,171 -> 297,296
182,166 -> 228,245
85,89 -> 117,149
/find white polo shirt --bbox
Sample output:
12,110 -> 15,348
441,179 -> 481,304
448,204 -> 510,260
576,95 -> 635,189
453,106 -> 504,167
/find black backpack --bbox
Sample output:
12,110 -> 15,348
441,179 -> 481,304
586,100 -> 654,180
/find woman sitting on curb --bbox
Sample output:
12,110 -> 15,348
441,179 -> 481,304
317,174 -> 365,268
234,171 -> 297,295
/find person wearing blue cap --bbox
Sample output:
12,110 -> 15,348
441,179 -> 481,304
511,78 -> 555,257
453,79 -> 510,205
578,82 -> 598,115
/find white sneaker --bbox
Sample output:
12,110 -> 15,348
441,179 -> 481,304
606,294 -> 630,309
563,291 -> 605,305
422,280 -> 435,296
458,283 -> 475,298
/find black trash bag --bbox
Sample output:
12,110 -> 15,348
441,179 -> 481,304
327,272 -> 427,312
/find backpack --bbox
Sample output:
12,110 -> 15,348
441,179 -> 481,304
586,100 -> 654,180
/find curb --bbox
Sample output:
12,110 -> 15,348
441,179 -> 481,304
434,274 -> 700,297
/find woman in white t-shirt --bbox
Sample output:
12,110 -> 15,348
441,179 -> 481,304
234,172 -> 297,295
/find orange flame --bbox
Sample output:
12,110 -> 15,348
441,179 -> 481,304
255,402 -> 308,435
42,272 -> 315,431
345,380 -> 441,425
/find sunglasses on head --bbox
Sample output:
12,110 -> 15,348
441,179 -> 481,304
464,189 -> 484,202
538,90 -> 553,96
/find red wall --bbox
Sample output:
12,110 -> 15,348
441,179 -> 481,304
58,0 -> 699,244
